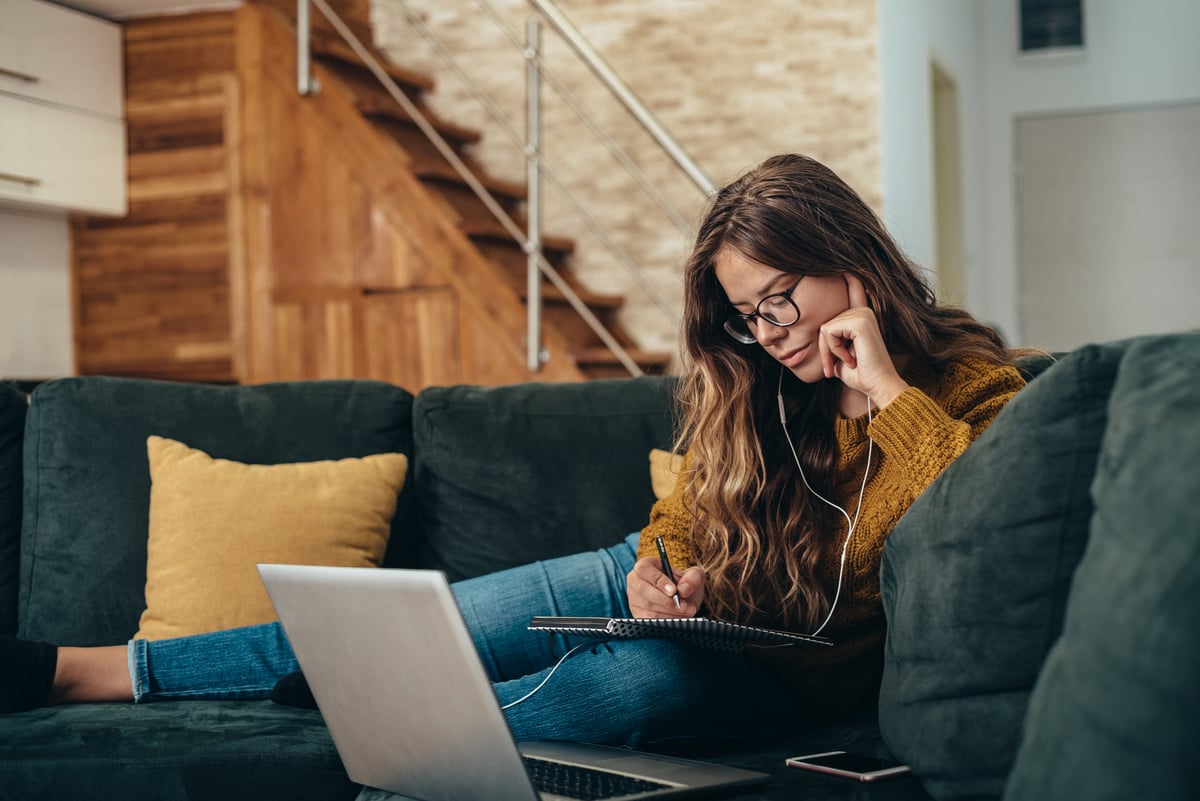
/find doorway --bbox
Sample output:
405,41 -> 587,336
931,61 -> 964,306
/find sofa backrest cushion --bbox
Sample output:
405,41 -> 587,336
0,381 -> 27,637
412,376 -> 677,581
19,377 -> 415,646
878,340 -> 1129,801
1003,332 -> 1200,801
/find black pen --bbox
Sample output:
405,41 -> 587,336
654,536 -> 682,609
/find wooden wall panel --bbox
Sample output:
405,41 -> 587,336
73,20 -> 238,382
362,291 -> 460,388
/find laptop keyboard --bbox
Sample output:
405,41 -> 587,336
523,756 -> 672,800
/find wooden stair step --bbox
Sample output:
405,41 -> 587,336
411,159 -> 526,204
310,30 -> 434,95
366,116 -> 487,178
355,97 -> 482,147
460,219 -> 575,256
522,282 -> 624,310
572,346 -> 675,374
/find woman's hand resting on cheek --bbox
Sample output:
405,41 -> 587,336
626,557 -> 706,618
819,273 -> 910,410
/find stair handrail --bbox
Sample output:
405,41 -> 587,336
298,0 -> 714,377
383,0 -> 693,310
526,0 -> 716,198
382,0 -> 683,354
474,0 -> 702,235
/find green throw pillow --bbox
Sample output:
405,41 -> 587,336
878,340 -> 1129,801
1003,332 -> 1200,801
412,376 -> 677,581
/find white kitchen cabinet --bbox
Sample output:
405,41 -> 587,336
0,0 -> 126,215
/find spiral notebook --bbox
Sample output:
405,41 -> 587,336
527,616 -> 833,652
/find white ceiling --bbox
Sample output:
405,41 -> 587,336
52,0 -> 240,21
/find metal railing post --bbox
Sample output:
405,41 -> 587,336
524,17 -> 544,372
297,0 -> 319,95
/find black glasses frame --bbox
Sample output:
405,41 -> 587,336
722,279 -> 802,344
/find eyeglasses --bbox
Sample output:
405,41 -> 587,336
722,279 -> 802,344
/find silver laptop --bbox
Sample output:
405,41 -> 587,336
257,564 -> 770,801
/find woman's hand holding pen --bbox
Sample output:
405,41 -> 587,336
626,557 -> 705,618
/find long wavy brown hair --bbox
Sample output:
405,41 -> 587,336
676,153 -> 1014,630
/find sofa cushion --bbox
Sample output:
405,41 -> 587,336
0,701 -> 359,801
412,376 -> 677,580
878,341 -> 1129,801
0,381 -> 27,636
19,377 -> 415,646
1003,332 -> 1200,801
136,436 -> 408,640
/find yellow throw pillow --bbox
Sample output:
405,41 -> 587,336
136,436 -> 408,641
649,448 -> 684,500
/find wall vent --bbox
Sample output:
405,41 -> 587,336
1019,0 -> 1084,52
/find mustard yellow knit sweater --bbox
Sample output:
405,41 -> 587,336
637,356 -> 1026,704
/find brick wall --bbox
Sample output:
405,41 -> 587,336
370,0 -> 880,355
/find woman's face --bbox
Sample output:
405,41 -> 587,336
713,248 -> 851,383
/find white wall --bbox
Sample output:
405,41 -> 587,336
881,0 -> 1200,345
877,0 -> 985,312
0,208 -> 74,379
979,0 -> 1200,345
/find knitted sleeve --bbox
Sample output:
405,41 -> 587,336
866,357 -> 1025,492
636,466 -> 697,569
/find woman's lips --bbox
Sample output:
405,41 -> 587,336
777,343 -> 811,368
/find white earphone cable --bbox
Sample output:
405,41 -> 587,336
777,369 -> 873,638
500,642 -> 591,710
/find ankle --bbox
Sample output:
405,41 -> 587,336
50,645 -> 133,704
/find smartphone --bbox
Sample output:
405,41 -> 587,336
785,750 -> 911,782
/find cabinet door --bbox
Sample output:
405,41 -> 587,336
0,0 -> 123,117
0,95 -> 126,215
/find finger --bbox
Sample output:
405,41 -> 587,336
632,557 -> 679,602
818,327 -> 837,378
677,567 -> 706,610
822,323 -> 857,370
844,272 -> 870,309
672,565 -> 700,600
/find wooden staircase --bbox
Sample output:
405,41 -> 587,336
69,0 -> 672,389
301,18 -> 673,379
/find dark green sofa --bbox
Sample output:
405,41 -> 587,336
0,331 -> 1196,801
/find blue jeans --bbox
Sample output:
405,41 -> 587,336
129,533 -> 809,748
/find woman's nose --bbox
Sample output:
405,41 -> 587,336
753,317 -> 788,346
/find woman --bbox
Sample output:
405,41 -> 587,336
2,154 -> 1025,748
